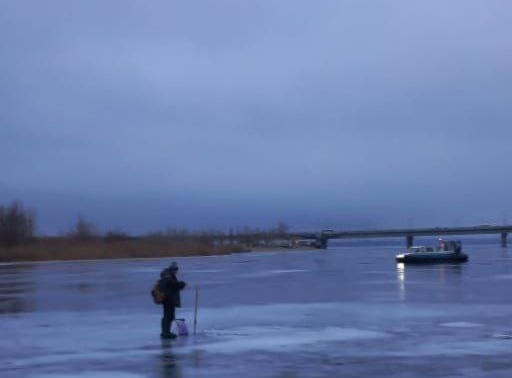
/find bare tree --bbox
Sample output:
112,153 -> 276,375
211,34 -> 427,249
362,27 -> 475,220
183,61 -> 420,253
104,229 -> 130,242
0,201 -> 35,247
69,216 -> 97,240
276,221 -> 289,238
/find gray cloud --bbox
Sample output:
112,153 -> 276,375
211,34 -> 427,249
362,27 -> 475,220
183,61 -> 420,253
1,0 -> 511,234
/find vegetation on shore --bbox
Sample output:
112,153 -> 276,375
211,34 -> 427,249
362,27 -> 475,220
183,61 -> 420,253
0,201 -> 294,263
0,237 -> 249,263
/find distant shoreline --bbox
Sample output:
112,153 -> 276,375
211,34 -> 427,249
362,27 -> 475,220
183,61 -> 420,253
0,238 -> 244,263
0,247 -> 307,266
0,238 -> 308,264
0,254 -> 234,266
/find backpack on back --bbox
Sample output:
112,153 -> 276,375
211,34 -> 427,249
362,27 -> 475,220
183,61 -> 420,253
151,281 -> 166,304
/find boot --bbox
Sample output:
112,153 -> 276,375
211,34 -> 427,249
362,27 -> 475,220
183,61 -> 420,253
160,332 -> 177,339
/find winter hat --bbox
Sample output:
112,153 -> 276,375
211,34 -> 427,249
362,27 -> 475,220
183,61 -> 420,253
169,262 -> 179,271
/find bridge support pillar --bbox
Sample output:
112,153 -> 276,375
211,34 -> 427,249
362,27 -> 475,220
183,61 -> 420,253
406,235 -> 414,248
501,232 -> 508,248
315,237 -> 328,249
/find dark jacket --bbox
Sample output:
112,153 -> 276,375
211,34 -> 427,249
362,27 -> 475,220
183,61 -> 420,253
158,269 -> 186,307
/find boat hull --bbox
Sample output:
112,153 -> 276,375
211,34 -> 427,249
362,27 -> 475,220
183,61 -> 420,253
396,252 -> 468,264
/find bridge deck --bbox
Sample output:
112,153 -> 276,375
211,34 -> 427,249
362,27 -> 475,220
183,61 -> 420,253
295,226 -> 512,239
293,226 -> 512,248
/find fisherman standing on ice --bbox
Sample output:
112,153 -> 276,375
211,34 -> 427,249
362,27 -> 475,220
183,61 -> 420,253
158,262 -> 186,339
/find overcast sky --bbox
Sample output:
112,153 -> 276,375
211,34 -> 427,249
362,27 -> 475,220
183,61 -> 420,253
1,0 -> 511,234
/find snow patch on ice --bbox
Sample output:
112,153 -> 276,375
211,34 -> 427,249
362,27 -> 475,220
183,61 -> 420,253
491,333 -> 512,339
32,372 -> 146,378
243,269 -> 309,277
187,269 -> 224,273
194,326 -> 388,353
440,322 -> 483,328
494,274 -> 512,280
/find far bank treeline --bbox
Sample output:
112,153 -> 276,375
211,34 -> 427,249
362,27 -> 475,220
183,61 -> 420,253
0,201 -> 295,262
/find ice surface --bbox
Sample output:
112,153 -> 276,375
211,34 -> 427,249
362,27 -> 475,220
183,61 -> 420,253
2,245 -> 512,377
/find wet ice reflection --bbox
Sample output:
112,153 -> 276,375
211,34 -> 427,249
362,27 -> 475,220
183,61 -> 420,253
396,262 -> 405,301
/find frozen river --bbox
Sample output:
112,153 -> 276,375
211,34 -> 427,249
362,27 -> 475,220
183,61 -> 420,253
2,242 -> 512,377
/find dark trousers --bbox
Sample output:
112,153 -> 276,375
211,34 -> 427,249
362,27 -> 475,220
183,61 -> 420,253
161,301 -> 176,335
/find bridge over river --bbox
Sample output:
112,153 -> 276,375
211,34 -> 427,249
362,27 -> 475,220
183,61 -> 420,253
294,225 -> 512,249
